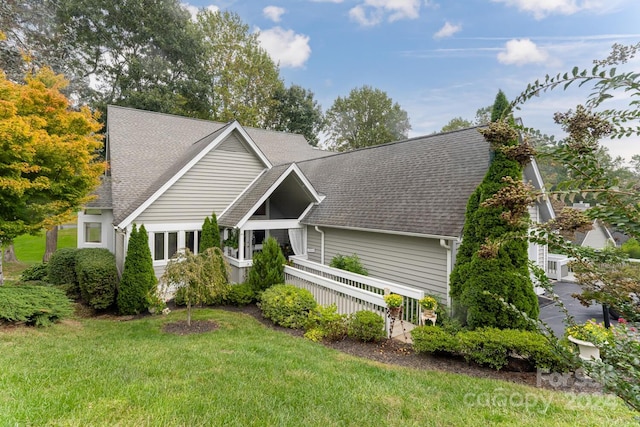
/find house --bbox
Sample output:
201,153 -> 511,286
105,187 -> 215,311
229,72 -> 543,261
79,105 -> 554,305
571,202 -> 616,250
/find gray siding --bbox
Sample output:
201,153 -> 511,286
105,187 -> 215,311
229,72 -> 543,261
136,133 -> 265,223
306,226 -> 448,296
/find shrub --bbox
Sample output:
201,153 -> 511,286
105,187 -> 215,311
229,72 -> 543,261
621,238 -> 640,259
75,248 -> 118,310
412,325 -> 568,371
117,224 -> 158,315
330,253 -> 368,276
225,283 -> 256,306
259,284 -> 317,329
412,325 -> 461,354
0,285 -> 73,326
247,237 -> 286,293
20,263 -> 49,282
348,310 -> 385,342
304,304 -> 348,342
48,247 -> 79,286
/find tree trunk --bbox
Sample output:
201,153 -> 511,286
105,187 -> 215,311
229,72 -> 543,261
3,243 -> 17,263
43,226 -> 58,262
0,248 -> 4,285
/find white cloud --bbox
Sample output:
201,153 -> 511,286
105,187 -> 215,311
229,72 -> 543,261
257,27 -> 311,68
263,6 -> 286,22
181,3 -> 219,21
497,39 -> 549,65
349,0 -> 421,26
492,0 -> 614,19
433,21 -> 461,39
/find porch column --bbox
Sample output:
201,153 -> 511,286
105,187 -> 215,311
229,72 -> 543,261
239,229 -> 245,260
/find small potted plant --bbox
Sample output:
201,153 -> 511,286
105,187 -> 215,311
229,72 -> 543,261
384,293 -> 403,318
419,295 -> 438,316
566,319 -> 613,361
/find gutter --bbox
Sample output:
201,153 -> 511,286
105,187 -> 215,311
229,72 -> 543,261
440,239 -> 453,307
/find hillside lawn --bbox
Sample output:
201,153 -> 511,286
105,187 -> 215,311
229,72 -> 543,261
0,309 -> 636,426
2,226 -> 77,280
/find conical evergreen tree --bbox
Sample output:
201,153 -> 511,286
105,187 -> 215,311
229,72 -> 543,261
491,89 -> 510,122
247,237 -> 286,293
117,224 -> 158,314
210,212 -> 221,249
199,216 -> 214,252
449,119 -> 538,330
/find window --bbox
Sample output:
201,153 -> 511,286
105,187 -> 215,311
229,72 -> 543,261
154,233 -> 164,261
84,222 -> 102,243
186,231 -> 196,253
153,231 -> 179,261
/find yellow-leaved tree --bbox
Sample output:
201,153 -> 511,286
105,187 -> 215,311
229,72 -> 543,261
0,64 -> 106,283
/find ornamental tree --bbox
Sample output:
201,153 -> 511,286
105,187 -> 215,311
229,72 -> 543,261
449,118 -> 539,330
162,247 -> 229,326
0,66 -> 105,283
117,224 -> 158,315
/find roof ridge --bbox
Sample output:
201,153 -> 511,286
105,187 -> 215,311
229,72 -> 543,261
296,125 -> 486,165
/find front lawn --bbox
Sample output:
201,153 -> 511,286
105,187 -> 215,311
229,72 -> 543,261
0,309 -> 635,426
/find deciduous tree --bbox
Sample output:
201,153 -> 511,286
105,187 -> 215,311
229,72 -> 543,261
0,66 -> 105,283
268,84 -> 324,146
324,86 -> 410,151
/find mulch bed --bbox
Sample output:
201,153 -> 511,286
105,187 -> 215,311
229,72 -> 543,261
221,304 -> 603,394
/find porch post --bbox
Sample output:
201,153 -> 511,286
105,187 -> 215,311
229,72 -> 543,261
239,229 -> 245,260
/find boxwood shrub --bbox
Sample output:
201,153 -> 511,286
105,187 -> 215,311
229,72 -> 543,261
0,285 -> 73,326
48,248 -> 79,286
259,284 -> 316,329
75,248 -> 119,310
348,310 -> 385,342
225,283 -> 256,306
412,325 -> 569,371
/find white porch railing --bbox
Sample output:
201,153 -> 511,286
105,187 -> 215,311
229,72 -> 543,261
547,253 -> 575,281
285,257 -> 425,328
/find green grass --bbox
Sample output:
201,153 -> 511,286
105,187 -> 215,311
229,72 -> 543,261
0,309 -> 636,426
11,226 -> 77,264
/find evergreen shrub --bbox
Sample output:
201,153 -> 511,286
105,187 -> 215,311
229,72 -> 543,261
412,325 -> 568,371
225,283 -> 256,306
117,224 -> 158,314
247,237 -> 286,293
48,247 -> 79,286
0,285 -> 73,326
348,310 -> 385,342
20,263 -> 49,282
259,284 -> 316,329
75,248 -> 118,310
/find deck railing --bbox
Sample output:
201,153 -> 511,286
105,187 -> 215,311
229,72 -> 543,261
285,257 -> 425,327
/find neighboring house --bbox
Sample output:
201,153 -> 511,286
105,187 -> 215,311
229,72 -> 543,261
79,105 -> 554,305
571,202 -> 616,250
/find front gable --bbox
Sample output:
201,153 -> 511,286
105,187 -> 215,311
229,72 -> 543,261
118,122 -> 271,228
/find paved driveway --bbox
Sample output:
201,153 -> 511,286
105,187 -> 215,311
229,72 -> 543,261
539,281 -> 611,337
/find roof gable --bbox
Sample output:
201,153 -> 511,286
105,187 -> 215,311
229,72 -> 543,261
106,106 -> 332,225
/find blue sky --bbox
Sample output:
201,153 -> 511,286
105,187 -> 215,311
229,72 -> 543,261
184,0 -> 640,161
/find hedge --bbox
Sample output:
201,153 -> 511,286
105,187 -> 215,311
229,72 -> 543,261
75,248 -> 119,310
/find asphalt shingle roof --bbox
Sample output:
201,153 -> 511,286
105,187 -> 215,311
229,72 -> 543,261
106,106 -> 331,224
297,127 -> 491,238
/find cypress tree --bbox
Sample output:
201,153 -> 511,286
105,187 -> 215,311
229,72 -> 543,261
117,224 -> 158,314
449,120 -> 538,330
490,89 -> 510,122
210,212 -> 221,249
199,216 -> 214,252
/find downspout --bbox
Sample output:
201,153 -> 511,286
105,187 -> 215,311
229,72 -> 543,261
440,239 -> 452,307
314,226 -> 325,264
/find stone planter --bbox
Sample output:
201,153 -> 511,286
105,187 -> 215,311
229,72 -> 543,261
568,335 -> 601,361
388,306 -> 402,319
